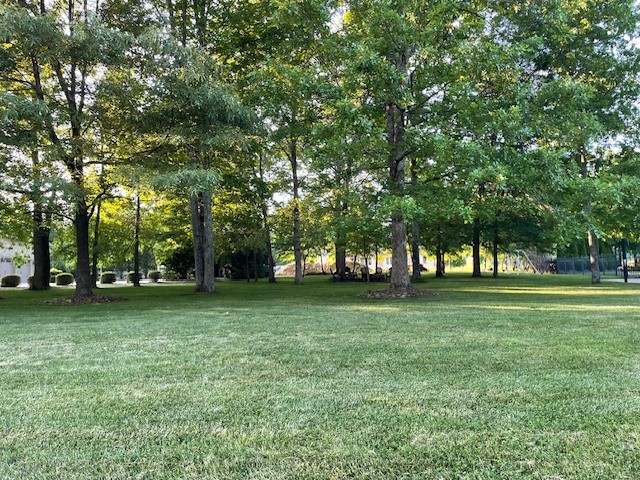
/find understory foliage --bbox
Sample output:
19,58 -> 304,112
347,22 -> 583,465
0,0 -> 639,289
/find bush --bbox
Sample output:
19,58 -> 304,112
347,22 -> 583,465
55,273 -> 74,286
49,268 -> 62,284
1,274 -> 21,287
127,271 -> 142,283
100,271 -> 117,284
148,270 -> 162,282
27,276 -> 34,288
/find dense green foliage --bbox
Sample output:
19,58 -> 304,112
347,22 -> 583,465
99,272 -> 117,284
0,276 -> 639,478
54,272 -> 74,286
0,0 -> 639,289
0,274 -> 20,287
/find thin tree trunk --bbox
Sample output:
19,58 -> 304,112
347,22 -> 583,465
32,208 -> 50,290
91,199 -> 101,288
492,217 -> 499,279
375,246 -> 379,272
587,228 -> 601,284
190,192 -> 205,291
580,148 -> 601,284
472,216 -> 482,278
133,194 -> 141,287
258,151 -> 276,283
411,220 -> 421,281
435,229 -> 444,278
31,150 -> 50,291
246,252 -> 250,283
335,243 -> 346,281
290,137 -> 303,285
202,188 -> 215,292
253,249 -> 259,282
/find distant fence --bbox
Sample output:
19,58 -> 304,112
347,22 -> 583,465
555,254 -> 619,275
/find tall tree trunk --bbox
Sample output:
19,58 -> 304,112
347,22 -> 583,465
91,199 -> 101,288
202,188 -> 215,292
472,216 -> 482,278
74,202 -> 93,297
335,244 -> 347,282
587,228 -> 601,284
32,208 -> 50,291
258,152 -> 276,283
435,229 -> 444,278
246,252 -> 250,283
31,150 -> 50,291
265,235 -> 276,283
386,78 -> 411,291
253,249 -> 259,282
190,192 -> 205,291
580,148 -> 601,284
290,137 -> 303,285
492,216 -> 499,279
133,194 -> 141,287
411,220 -> 421,281
190,188 -> 215,293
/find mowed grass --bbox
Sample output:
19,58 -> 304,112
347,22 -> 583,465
0,275 -> 639,479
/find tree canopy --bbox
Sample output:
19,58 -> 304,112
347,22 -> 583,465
1,0 -> 639,293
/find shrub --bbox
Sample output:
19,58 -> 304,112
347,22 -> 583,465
27,276 -> 34,288
148,270 -> 162,282
100,271 -> 117,284
49,268 -> 62,284
55,273 -> 74,286
127,271 -> 142,283
1,274 -> 21,287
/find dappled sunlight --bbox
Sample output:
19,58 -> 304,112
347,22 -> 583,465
468,304 -> 640,313
453,286 -> 639,297
350,305 -> 402,313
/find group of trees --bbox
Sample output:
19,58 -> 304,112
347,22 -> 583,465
1,0 -> 639,298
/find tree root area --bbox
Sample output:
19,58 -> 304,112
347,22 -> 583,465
359,288 -> 441,298
45,295 -> 129,306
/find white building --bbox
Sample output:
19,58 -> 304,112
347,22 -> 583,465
0,240 -> 34,283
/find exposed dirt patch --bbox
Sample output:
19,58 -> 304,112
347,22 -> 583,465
359,288 -> 442,299
45,295 -> 129,306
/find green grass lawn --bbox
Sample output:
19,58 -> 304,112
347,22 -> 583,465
1,274 -> 639,479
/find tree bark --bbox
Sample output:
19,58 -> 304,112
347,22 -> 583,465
73,202 -> 93,297
258,152 -> 276,284
386,100 -> 410,289
435,229 -> 444,278
202,188 -> 215,291
492,217 -> 499,279
587,228 -> 601,284
133,194 -> 141,287
253,249 -> 259,282
472,216 -> 482,278
411,220 -> 421,281
580,148 -> 601,284
190,192 -> 205,290
30,150 -> 50,291
290,137 -> 303,285
335,243 -> 346,281
91,199 -> 101,288
32,208 -> 50,290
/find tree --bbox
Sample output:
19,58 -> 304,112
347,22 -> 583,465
509,0 -> 640,283
0,1 -> 138,297
340,1 -> 485,291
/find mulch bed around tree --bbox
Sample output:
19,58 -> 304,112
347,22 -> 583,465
359,288 -> 442,298
45,295 -> 129,306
